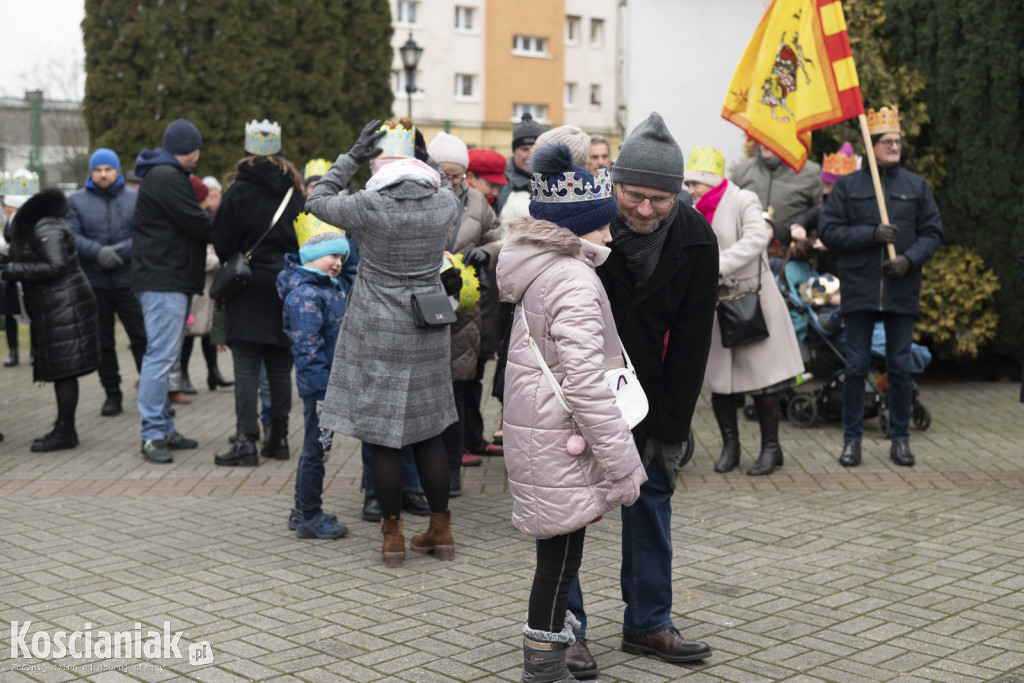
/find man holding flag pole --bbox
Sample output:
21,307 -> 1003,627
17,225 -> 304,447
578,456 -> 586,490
722,0 -> 942,467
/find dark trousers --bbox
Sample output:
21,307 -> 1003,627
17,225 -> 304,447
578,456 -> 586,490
463,356 -> 487,448
441,380 -> 468,474
529,527 -> 586,634
294,396 -> 328,516
842,311 -> 915,442
94,287 -> 147,395
230,341 -> 292,436
181,335 -> 219,380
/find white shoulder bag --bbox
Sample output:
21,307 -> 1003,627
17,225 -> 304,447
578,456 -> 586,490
519,304 -> 649,453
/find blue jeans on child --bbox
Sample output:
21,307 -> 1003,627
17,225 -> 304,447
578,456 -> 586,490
295,396 -> 329,516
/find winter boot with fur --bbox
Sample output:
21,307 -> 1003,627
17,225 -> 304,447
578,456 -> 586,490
381,516 -> 405,568
410,510 -> 454,560
522,612 -> 580,682
748,393 -> 784,476
711,393 -> 741,473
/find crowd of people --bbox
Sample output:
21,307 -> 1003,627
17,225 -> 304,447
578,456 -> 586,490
0,101 -> 946,681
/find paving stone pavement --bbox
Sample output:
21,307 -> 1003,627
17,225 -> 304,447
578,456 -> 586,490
1,335 -> 1023,682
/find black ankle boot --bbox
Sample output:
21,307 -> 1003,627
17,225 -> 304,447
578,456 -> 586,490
214,434 -> 259,466
4,351 -> 18,367
207,368 -> 234,390
711,393 -> 741,473
747,393 -> 783,475
31,420 -> 79,452
261,417 -> 290,460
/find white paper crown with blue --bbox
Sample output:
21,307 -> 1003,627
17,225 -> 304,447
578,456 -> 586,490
245,119 -> 282,156
2,170 -> 40,199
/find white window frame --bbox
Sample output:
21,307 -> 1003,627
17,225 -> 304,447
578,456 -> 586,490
512,103 -> 548,124
589,18 -> 604,48
565,16 -> 580,46
392,70 -> 423,99
589,84 -> 602,109
454,73 -> 478,101
512,35 -> 550,58
454,5 -> 477,32
564,82 -> 577,108
395,0 -> 420,27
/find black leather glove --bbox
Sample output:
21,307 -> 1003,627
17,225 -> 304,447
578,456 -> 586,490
873,223 -> 898,243
414,128 -> 429,163
95,244 -> 124,270
884,254 -> 912,278
440,264 -> 463,297
461,247 -> 489,269
348,120 -> 386,165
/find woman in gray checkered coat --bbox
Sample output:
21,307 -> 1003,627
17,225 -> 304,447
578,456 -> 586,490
306,119 -> 459,567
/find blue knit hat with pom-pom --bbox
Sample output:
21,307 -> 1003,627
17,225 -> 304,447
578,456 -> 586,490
528,143 -> 617,237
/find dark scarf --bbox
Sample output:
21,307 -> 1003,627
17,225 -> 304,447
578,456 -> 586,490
609,204 -> 677,288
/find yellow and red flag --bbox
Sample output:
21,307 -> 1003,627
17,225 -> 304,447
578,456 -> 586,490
722,0 -> 863,172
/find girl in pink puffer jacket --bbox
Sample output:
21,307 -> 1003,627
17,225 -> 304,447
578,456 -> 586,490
496,143 -> 647,682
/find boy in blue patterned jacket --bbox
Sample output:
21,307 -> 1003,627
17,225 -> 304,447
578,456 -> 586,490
276,213 -> 354,539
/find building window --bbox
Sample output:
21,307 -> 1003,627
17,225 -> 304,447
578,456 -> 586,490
565,16 -> 580,45
590,18 -> 604,47
512,35 -> 549,57
395,0 -> 419,25
564,82 -> 577,108
590,84 -> 602,108
512,103 -> 548,123
454,73 -> 476,99
455,6 -> 476,31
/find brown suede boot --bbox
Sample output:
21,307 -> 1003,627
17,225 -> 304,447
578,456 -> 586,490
381,516 -> 405,568
410,510 -> 455,560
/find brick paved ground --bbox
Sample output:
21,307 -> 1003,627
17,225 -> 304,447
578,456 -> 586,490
1,334 -> 1023,682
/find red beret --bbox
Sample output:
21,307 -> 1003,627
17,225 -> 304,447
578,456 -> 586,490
467,149 -> 509,185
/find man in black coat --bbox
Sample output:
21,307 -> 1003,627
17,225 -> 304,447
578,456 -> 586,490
131,118 -> 212,464
820,106 -> 942,468
564,112 -> 719,676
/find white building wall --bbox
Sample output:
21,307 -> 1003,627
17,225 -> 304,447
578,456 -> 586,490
624,0 -> 767,170
563,0 -> 619,134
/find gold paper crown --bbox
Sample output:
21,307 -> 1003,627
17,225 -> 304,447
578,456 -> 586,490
293,212 -> 345,247
686,147 -> 726,177
866,106 -> 900,136
304,158 -> 331,180
375,122 -> 416,158
245,119 -> 282,156
822,149 -> 857,177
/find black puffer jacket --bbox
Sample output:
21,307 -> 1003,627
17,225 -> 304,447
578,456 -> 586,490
2,189 -> 100,382
213,156 -> 302,347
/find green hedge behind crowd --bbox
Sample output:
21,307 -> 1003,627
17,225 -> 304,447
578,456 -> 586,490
81,0 -> 395,185
886,0 -> 1024,364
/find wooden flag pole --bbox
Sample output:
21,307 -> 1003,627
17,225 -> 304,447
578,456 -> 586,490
858,113 -> 897,260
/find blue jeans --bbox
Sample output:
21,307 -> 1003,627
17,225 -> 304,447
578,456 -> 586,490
136,291 -> 189,441
360,442 -> 422,496
568,463 -> 675,638
295,396 -> 328,516
842,311 -> 915,442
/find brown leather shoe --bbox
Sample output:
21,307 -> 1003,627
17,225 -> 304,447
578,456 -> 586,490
621,627 -> 711,663
168,391 -> 192,404
565,639 -> 598,679
381,516 -> 405,568
410,510 -> 454,560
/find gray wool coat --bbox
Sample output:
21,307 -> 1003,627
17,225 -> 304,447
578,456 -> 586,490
305,154 -> 459,448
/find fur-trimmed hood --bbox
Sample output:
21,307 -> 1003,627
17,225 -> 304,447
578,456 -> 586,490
496,216 -> 585,303
10,189 -> 68,239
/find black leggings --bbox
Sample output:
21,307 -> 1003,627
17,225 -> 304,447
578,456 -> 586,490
529,527 -> 586,634
372,435 -> 449,519
54,377 -> 79,423
181,335 -> 218,377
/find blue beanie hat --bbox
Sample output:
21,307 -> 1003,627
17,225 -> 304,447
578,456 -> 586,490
90,148 -> 121,172
300,232 -> 350,265
163,118 -> 203,154
528,143 -> 617,237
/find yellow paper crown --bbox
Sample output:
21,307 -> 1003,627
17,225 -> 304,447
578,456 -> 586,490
304,158 -> 331,180
375,122 -> 416,158
822,144 -> 857,178
866,106 -> 900,136
293,212 -> 344,247
443,254 -> 481,313
685,147 -> 725,177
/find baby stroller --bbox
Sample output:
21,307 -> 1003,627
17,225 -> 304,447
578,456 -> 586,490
771,260 -> 933,435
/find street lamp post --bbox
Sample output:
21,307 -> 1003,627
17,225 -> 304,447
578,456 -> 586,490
399,33 -> 423,119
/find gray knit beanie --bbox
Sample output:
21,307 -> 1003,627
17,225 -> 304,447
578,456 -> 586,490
610,112 -> 684,193
533,125 -> 590,167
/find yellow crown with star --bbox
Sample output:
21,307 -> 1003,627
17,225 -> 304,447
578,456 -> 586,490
304,158 -> 331,180
245,119 -> 282,156
293,212 -> 345,247
685,147 -> 726,177
374,119 -> 416,158
867,106 -> 900,136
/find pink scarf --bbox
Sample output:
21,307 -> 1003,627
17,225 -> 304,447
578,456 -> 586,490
695,178 -> 728,224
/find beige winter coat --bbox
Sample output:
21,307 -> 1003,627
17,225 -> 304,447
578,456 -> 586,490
497,217 -> 643,539
704,182 -> 804,394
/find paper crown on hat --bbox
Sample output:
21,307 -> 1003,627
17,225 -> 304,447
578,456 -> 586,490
686,147 -> 725,177
374,121 -> 416,158
2,170 -> 40,199
822,142 -> 857,178
531,166 -> 612,204
245,119 -> 282,156
867,107 -> 900,136
304,158 -> 331,180
294,212 -> 345,246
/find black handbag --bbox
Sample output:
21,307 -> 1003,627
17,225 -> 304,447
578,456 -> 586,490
717,257 -> 769,348
209,187 -> 294,303
411,292 -> 457,328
